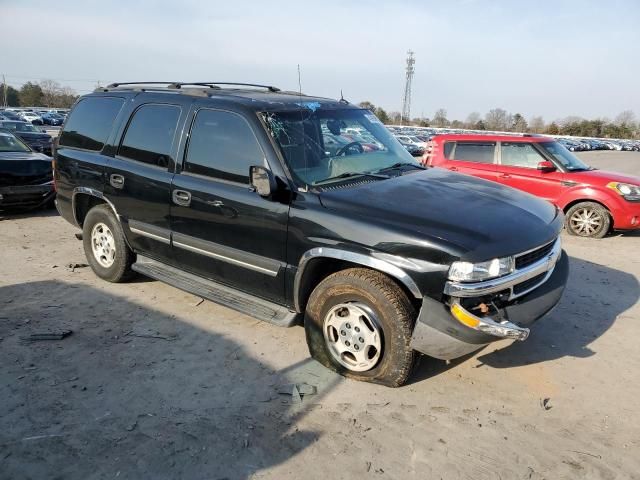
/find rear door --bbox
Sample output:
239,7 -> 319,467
441,140 -> 498,182
104,99 -> 187,262
497,142 -> 563,202
169,106 -> 289,304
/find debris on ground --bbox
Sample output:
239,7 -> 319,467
540,398 -> 552,411
21,330 -> 73,342
193,298 -> 205,307
66,262 -> 89,272
277,383 -> 317,403
124,331 -> 178,341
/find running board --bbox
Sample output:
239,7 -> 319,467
132,255 -> 299,327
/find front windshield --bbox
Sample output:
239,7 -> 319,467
263,108 -> 418,186
0,132 -> 31,152
539,141 -> 590,171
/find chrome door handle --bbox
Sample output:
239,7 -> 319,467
210,200 -> 224,207
499,174 -> 511,179
172,189 -> 191,206
110,174 -> 125,189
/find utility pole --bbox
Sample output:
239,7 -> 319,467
2,74 -> 7,108
401,50 -> 415,125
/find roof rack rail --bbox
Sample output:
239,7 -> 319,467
105,82 -> 178,88
169,82 -> 281,92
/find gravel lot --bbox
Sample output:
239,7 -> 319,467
1,152 -> 639,479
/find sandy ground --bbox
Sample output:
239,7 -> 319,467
1,152 -> 639,479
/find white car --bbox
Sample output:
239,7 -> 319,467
395,135 -> 428,149
19,112 -> 43,124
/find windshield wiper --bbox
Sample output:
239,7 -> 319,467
314,171 -> 389,185
374,162 -> 425,174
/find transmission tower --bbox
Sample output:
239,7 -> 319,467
401,50 -> 415,125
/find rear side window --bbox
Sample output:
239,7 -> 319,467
118,104 -> 181,167
59,97 -> 124,151
450,142 -> 496,163
501,142 -> 546,168
184,109 -> 264,183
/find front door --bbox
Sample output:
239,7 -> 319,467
104,101 -> 186,261
170,107 -> 289,304
497,142 -> 563,203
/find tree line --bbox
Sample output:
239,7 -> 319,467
358,102 -> 640,139
1,80 -> 79,108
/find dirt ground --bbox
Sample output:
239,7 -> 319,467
1,151 -> 639,480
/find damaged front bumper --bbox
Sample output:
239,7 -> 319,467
0,182 -> 55,210
410,250 -> 569,360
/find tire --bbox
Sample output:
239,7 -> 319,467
82,204 -> 135,282
565,201 -> 611,238
304,268 -> 416,387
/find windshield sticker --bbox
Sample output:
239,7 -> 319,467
295,101 -> 321,112
364,113 -> 382,124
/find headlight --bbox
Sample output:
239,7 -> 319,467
607,182 -> 640,201
448,256 -> 515,282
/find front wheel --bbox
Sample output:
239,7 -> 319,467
304,268 -> 416,387
565,201 -> 611,238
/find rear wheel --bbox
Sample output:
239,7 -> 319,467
565,201 -> 611,238
304,268 -> 416,387
82,204 -> 135,282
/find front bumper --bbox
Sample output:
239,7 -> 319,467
612,202 -> 640,230
411,251 -> 569,360
0,183 -> 55,209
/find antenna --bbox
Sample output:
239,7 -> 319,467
297,64 -> 302,95
401,50 -> 415,126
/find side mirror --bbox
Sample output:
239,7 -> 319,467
537,161 -> 556,172
250,165 -> 276,198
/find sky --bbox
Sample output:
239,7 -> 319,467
1,0 -> 638,122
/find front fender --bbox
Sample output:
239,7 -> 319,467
293,247 -> 432,313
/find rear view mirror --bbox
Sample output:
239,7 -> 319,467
250,165 -> 276,198
537,161 -> 556,172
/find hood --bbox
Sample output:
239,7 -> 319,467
318,168 -> 562,262
0,151 -> 53,187
568,169 -> 640,186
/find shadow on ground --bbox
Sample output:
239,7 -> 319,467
0,280 -> 340,479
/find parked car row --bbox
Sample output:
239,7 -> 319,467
0,108 -> 68,126
558,137 -> 640,152
387,125 -> 640,154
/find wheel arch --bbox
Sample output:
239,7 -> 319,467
72,187 -> 119,227
293,247 -> 422,313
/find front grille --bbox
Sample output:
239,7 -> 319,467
515,240 -> 555,270
513,272 -> 547,295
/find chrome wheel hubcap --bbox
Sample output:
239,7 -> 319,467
570,208 -> 603,236
91,222 -> 116,268
323,302 -> 382,372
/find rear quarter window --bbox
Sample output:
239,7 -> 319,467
59,97 -> 125,151
450,142 -> 496,163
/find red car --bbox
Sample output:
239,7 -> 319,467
426,134 -> 640,238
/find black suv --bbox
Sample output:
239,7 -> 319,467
54,82 -> 568,386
